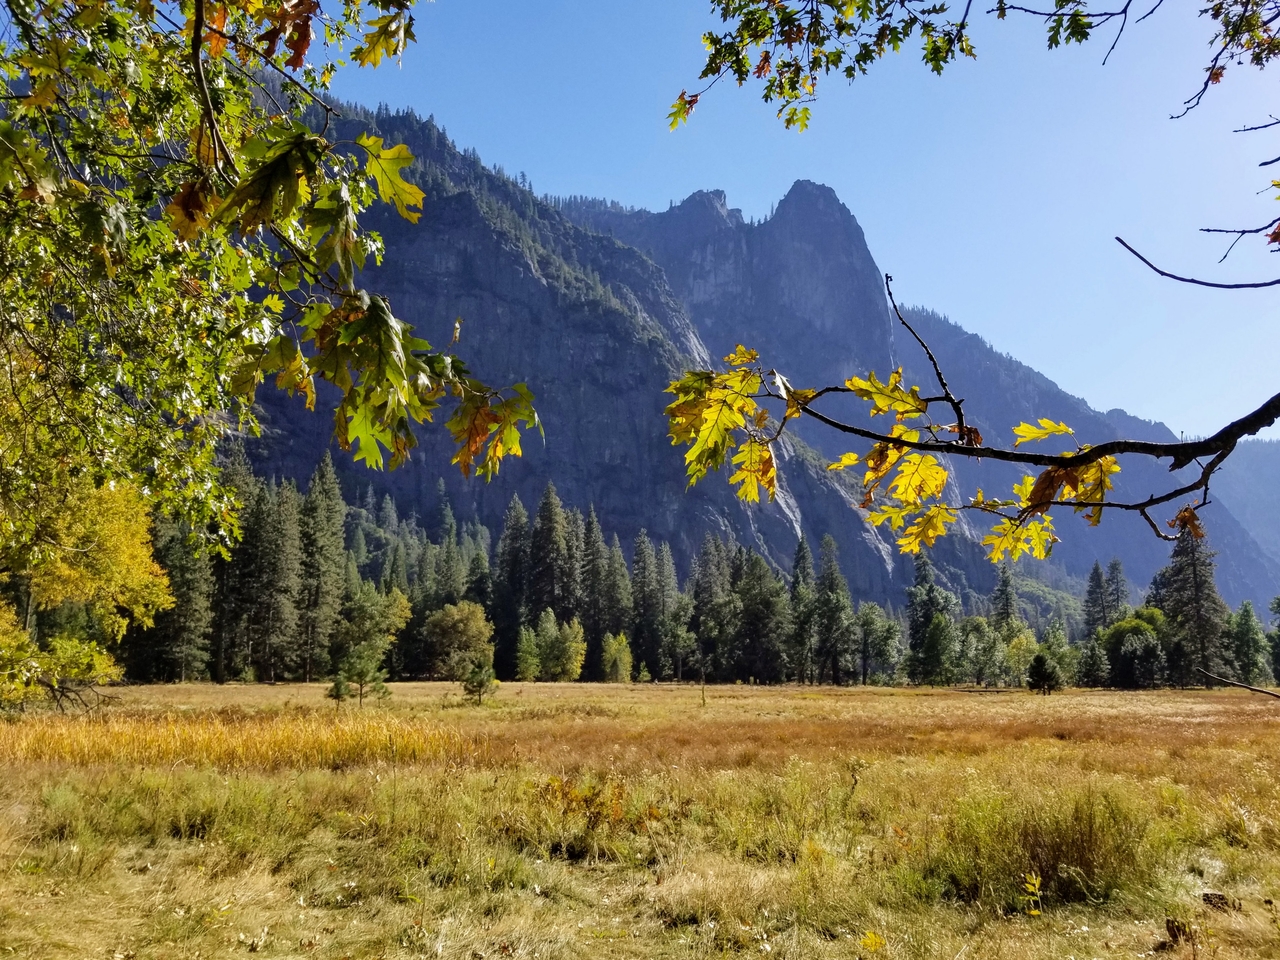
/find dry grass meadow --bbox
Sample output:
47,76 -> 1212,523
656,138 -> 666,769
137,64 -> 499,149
2,683 -> 1279,959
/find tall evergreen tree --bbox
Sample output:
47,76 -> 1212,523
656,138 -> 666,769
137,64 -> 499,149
1076,634 -> 1110,687
689,535 -> 738,682
562,508 -> 585,625
631,531 -> 667,679
731,552 -> 789,683
297,454 -> 346,682
1104,559 -> 1129,623
788,535 -> 817,684
378,493 -> 398,533
1229,601 -> 1274,686
990,563 -> 1018,632
656,542 -> 687,677
603,534 -> 633,640
209,445 -> 259,683
905,553 -> 959,684
243,482 -> 302,682
1157,529 -> 1232,686
491,494 -> 531,680
918,612 -> 957,685
579,507 -> 610,681
463,551 -> 492,610
528,482 -> 569,623
126,521 -> 214,681
1083,561 -> 1108,638
813,536 -> 854,684
382,539 -> 410,595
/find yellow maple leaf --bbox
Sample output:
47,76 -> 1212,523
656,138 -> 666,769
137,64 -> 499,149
845,368 -> 927,419
1012,418 -> 1074,446
887,453 -> 948,507
729,438 -> 776,503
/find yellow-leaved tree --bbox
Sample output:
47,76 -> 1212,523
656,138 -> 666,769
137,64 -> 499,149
0,482 -> 171,709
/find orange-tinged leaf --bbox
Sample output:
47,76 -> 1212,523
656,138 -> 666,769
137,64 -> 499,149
1170,505 -> 1205,538
729,439 -> 776,503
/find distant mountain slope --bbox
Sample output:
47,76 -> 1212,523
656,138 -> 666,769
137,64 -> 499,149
1212,439 -> 1280,572
250,107 -> 946,606
561,190 -> 1279,609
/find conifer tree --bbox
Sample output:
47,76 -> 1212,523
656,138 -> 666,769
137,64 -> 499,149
464,552 -> 493,610
813,536 -> 854,684
905,553 -> 959,684
1156,529 -> 1232,686
243,482 -> 302,683
298,454 -> 347,683
732,551 -> 789,683
1027,652 -> 1064,694
656,543 -> 688,678
1083,561 -> 1109,638
631,531 -> 667,679
378,494 -> 399,533
690,535 -> 738,682
990,564 -> 1018,632
1229,601 -> 1274,686
127,521 -> 214,681
603,535 -> 634,639
579,507 -> 611,681
491,494 -> 530,680
533,609 -> 587,681
382,539 -> 410,595
1076,635 -> 1110,687
788,535 -> 817,684
918,612 -> 957,685
528,483 -> 569,622
209,445 -> 259,683
1104,559 -> 1129,624
562,508 -> 585,625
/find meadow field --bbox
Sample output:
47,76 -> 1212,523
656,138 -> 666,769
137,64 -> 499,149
2,683 -> 1278,960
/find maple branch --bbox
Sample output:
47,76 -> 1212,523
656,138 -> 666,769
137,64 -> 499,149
789,386 -> 1280,472
1200,218 -> 1280,263
1235,115 -> 1280,133
1116,236 -> 1280,289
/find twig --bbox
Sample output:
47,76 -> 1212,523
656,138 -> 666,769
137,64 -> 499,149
1197,668 -> 1280,699
884,274 -> 971,442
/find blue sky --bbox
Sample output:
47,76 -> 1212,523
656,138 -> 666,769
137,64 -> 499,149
332,1 -> 1277,439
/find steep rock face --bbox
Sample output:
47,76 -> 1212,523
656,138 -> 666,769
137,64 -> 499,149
563,187 -> 1279,608
251,110 -> 922,602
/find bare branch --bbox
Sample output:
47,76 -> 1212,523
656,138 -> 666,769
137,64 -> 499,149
1116,236 -> 1280,289
884,274 -> 972,443
1197,668 -> 1280,698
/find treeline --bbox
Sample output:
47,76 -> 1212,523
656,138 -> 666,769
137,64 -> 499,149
122,453 -> 1280,691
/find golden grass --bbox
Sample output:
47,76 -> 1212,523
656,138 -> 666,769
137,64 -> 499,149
2,683 -> 1279,959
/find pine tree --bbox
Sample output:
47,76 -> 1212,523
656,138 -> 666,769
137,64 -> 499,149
126,520 -> 214,681
603,534 -> 633,639
298,454 -> 346,682
1027,652 -> 1064,694
788,535 -> 817,684
533,609 -> 586,681
209,444 -> 259,682
630,531 -> 667,679
656,543 -> 688,679
813,536 -> 854,684
731,552 -> 789,683
378,493 -> 399,532
1083,561 -> 1108,638
991,564 -> 1019,632
1269,596 -> 1280,683
1076,635 -> 1110,687
382,538 -> 409,595
562,508 -> 585,624
1157,529 -> 1232,686
243,482 -> 302,682
491,494 -> 530,680
690,535 -> 738,682
1104,559 -> 1129,623
578,507 -> 610,681
905,553 -> 959,684
528,482 -> 569,622
463,551 -> 492,610
1229,601 -> 1274,686
918,613 -> 957,685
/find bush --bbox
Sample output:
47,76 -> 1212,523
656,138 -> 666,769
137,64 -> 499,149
423,601 -> 494,681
